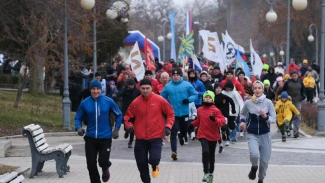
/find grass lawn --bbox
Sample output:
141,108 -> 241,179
0,164 -> 18,175
0,91 -> 75,137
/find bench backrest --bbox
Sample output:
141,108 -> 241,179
23,124 -> 49,153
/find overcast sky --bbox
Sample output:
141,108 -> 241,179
173,0 -> 194,5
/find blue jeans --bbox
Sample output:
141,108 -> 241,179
230,117 -> 239,142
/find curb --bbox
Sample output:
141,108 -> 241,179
298,129 -> 313,138
0,132 -> 77,139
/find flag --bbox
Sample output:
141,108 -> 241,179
235,49 -> 250,77
223,31 -> 246,67
144,36 -> 156,71
169,12 -> 177,61
186,11 -> 193,35
177,31 -> 194,65
192,54 -> 202,70
250,39 -> 263,78
126,42 -> 145,81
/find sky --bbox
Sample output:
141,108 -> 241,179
173,0 -> 194,5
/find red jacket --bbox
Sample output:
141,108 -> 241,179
192,105 -> 226,141
137,78 -> 159,94
220,78 -> 245,99
288,64 -> 300,75
124,92 -> 174,140
157,84 -> 165,94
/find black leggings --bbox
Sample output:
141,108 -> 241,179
306,88 -> 314,103
199,138 -> 217,174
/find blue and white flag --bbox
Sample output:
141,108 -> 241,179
169,12 -> 177,61
235,49 -> 250,77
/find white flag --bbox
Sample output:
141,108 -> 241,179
199,30 -> 225,72
250,39 -> 263,78
192,54 -> 202,70
223,31 -> 246,67
126,42 -> 145,81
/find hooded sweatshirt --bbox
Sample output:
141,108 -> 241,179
303,75 -> 316,89
222,81 -> 244,116
275,96 -> 300,126
188,70 -> 206,106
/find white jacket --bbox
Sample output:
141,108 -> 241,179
274,66 -> 284,75
222,90 -> 244,116
188,102 -> 197,120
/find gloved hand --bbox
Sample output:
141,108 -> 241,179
209,115 -> 216,122
231,109 -> 236,114
182,99 -> 190,104
127,126 -> 134,133
165,127 -> 171,136
77,127 -> 85,136
191,115 -> 197,120
112,128 -> 119,139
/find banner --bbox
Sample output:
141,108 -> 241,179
169,12 -> 177,61
250,39 -> 263,78
126,42 -> 145,81
144,37 -> 156,71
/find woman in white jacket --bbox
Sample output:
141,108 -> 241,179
222,81 -> 244,144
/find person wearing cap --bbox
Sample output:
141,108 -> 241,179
288,58 -> 300,75
239,81 -> 276,183
137,70 -> 159,94
200,71 -> 213,91
188,69 -> 206,108
282,70 -> 305,138
300,59 -> 309,77
222,81 -> 244,143
274,62 -> 285,75
275,91 -> 300,142
118,78 -> 141,148
263,79 -> 275,102
124,78 -> 174,183
74,79 -> 123,183
211,65 -> 224,83
191,90 -> 226,182
161,68 -> 198,161
275,75 -> 289,99
220,70 -> 245,99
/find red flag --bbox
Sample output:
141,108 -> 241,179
144,37 -> 156,71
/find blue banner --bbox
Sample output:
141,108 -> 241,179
169,12 -> 176,61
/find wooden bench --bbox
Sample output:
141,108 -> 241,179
0,172 -> 24,183
22,124 -> 73,178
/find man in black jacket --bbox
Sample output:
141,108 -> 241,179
118,78 -> 141,148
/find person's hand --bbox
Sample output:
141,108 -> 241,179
77,127 -> 85,136
127,126 -> 134,133
259,109 -> 267,118
231,109 -> 236,114
209,114 -> 216,122
182,99 -> 190,104
165,127 -> 171,136
191,115 -> 196,120
112,128 -> 119,139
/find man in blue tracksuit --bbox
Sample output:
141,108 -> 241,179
161,68 -> 198,160
75,79 -> 122,183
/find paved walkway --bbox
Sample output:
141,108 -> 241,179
1,156 -> 325,183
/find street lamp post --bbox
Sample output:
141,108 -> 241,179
62,0 -> 71,130
266,0 -> 277,23
308,24 -> 319,65
279,42 -> 286,63
317,0 -> 325,136
156,20 -> 171,62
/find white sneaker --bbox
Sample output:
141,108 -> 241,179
184,141 -> 188,145
240,132 -> 244,137
225,141 -> 230,146
191,132 -> 195,140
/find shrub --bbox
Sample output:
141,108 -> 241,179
301,102 -> 317,130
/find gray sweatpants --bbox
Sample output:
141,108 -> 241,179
247,133 -> 272,180
292,102 -> 302,133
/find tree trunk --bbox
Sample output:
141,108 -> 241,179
13,66 -> 28,108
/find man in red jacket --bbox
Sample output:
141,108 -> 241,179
288,58 -> 300,75
220,70 -> 245,98
124,78 -> 174,183
137,70 -> 159,94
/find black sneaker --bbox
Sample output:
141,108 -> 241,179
171,152 -> 178,161
219,146 -> 224,153
294,132 -> 299,138
258,179 -> 263,183
178,133 -> 184,146
282,135 -> 286,142
102,168 -> 110,182
128,142 -> 133,148
287,130 -> 291,137
124,132 -> 129,139
248,166 -> 258,180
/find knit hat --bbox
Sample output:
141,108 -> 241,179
277,62 -> 283,66
89,79 -> 102,90
238,71 -> 245,76
283,74 -> 290,81
145,70 -> 153,76
203,90 -> 215,102
95,72 -> 101,77
140,78 -> 152,86
263,79 -> 270,86
276,76 -> 283,82
172,68 -> 182,76
253,80 -> 264,90
200,70 -> 208,77
303,59 -> 308,64
126,78 -> 136,86
281,91 -> 289,99
213,66 -> 220,70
